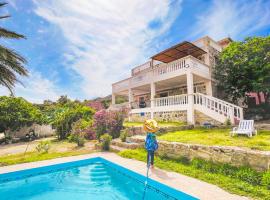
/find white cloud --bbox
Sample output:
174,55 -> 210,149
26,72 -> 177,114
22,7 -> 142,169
192,0 -> 270,40
0,70 -> 60,103
33,0 -> 182,98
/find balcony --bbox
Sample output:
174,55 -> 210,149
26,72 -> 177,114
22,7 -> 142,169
112,55 -> 210,93
128,93 -> 243,124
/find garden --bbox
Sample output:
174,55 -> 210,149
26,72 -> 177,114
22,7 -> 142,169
0,95 -> 125,162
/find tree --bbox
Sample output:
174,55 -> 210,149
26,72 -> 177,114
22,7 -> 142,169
215,36 -> 270,104
57,95 -> 71,105
0,3 -> 28,93
0,96 -> 44,136
52,105 -> 94,140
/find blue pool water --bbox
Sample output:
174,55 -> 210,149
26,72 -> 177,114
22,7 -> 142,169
0,157 -> 198,200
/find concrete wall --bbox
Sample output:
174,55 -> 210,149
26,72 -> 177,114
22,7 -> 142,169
9,124 -> 55,139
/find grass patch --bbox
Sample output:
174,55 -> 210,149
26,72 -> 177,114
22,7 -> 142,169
0,140 -> 95,166
118,149 -> 270,200
0,151 -> 92,166
123,121 -> 185,127
158,128 -> 270,151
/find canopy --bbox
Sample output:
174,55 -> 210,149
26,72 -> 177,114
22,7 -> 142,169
151,41 -> 206,63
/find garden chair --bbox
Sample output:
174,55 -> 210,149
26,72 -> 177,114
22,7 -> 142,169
230,120 -> 257,137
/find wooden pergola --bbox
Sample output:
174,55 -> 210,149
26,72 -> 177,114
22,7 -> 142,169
151,41 -> 206,63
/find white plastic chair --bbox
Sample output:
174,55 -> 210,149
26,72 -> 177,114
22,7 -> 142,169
230,120 -> 257,137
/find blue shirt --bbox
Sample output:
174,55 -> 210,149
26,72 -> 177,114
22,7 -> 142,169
145,133 -> 158,151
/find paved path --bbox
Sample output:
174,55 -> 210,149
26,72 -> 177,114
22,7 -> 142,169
0,152 -> 249,200
0,137 -> 56,156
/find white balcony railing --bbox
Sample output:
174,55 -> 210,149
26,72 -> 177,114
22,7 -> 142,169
112,55 -> 210,93
155,94 -> 188,107
112,78 -> 130,92
153,58 -> 187,76
131,61 -> 151,76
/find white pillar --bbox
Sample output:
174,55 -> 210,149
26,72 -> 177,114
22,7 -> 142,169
187,72 -> 195,124
205,80 -> 213,96
112,93 -> 116,105
150,82 -> 156,119
128,88 -> 133,107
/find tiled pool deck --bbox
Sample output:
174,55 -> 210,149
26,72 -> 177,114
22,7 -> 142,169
0,152 -> 248,200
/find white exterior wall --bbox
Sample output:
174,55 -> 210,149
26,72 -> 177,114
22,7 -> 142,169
112,36 -> 243,125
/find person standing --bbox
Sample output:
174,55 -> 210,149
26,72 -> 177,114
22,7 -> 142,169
144,119 -> 159,169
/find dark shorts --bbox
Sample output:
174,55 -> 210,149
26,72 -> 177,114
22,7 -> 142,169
147,150 -> 154,166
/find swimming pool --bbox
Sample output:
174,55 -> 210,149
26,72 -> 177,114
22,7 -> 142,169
0,157 -> 198,200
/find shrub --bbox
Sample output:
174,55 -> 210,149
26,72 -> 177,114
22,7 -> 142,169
225,118 -> 231,126
93,110 -> 107,140
86,101 -> 104,111
93,110 -> 124,140
68,119 -> 91,146
36,141 -> 51,153
100,134 -> 112,151
53,105 -> 94,140
120,130 -> 128,142
84,126 -> 96,140
0,96 -> 45,138
261,171 -> 270,189
106,111 -> 124,139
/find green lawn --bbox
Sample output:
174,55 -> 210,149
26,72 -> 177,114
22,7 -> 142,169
0,140 -> 95,166
158,128 -> 270,151
123,121 -> 185,127
119,149 -> 270,200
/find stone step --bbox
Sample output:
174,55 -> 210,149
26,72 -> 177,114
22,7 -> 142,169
110,145 -> 127,152
128,135 -> 145,144
111,138 -> 143,149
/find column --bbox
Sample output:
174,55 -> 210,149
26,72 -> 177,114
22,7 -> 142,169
205,80 -> 213,96
128,88 -> 133,108
150,82 -> 156,119
112,93 -> 116,105
187,72 -> 195,124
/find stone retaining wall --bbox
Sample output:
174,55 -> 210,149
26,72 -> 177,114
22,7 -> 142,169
129,136 -> 270,171
111,139 -> 143,149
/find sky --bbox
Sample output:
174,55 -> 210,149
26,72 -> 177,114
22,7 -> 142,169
0,0 -> 269,103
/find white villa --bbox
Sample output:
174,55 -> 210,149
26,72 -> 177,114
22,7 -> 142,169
111,36 -> 243,125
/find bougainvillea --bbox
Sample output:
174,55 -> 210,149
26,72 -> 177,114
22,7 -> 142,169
86,101 -> 104,112
92,109 -> 124,140
93,109 -> 107,140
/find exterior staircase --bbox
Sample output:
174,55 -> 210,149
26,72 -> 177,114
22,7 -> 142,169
194,93 -> 243,124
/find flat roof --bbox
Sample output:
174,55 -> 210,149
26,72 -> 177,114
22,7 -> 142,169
151,41 -> 206,63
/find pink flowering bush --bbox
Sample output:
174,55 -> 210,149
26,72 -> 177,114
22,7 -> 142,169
93,109 -> 107,140
86,101 -> 104,111
93,109 -> 124,140
106,111 -> 124,139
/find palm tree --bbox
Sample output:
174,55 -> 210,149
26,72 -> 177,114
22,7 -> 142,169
0,2 -> 28,94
